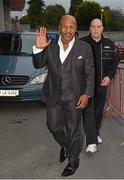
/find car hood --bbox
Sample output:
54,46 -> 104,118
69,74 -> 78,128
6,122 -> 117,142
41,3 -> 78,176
0,55 -> 39,76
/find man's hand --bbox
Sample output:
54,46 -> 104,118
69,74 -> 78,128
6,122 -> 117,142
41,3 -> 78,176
36,27 -> 51,49
76,95 -> 89,109
101,76 -> 110,86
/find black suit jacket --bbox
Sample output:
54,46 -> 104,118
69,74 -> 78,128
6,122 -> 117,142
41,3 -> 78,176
33,38 -> 95,106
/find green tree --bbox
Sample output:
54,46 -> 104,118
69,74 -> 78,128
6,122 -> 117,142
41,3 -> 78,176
75,1 -> 101,29
110,9 -> 124,30
20,15 -> 30,24
45,4 -> 66,28
27,0 -> 46,28
69,0 -> 82,15
103,7 -> 124,31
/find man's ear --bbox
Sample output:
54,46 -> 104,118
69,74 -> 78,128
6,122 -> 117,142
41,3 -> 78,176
102,26 -> 104,32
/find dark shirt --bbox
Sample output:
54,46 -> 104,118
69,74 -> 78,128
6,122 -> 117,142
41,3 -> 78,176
80,34 -> 119,87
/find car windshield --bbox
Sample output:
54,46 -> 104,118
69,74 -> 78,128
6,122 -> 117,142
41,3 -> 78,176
0,32 -> 59,56
0,33 -> 36,56
115,41 -> 124,48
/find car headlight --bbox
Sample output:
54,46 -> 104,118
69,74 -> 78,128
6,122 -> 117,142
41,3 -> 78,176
30,73 -> 47,85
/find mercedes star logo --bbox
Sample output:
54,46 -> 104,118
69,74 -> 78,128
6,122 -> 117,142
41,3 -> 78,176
1,76 -> 12,85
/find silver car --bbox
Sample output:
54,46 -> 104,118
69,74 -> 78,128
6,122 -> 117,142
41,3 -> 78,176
0,31 -> 58,102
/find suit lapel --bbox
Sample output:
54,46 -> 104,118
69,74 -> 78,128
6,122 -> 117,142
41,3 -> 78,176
50,42 -> 62,74
51,42 -> 60,65
68,39 -> 78,66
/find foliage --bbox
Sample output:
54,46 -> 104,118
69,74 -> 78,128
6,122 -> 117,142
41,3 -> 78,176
19,0 -> 124,31
69,0 -> 83,15
102,7 -> 124,30
109,9 -> 124,30
75,1 -> 101,29
27,0 -> 46,27
45,4 -> 66,28
20,15 -> 30,24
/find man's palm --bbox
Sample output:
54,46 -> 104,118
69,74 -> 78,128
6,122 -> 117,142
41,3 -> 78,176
36,27 -> 51,49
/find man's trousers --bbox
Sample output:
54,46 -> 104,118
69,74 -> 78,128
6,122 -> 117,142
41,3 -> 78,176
83,98 -> 97,145
46,99 -> 84,161
94,86 -> 107,135
83,86 -> 107,145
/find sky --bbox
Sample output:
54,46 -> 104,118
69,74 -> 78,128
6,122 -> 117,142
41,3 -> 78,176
11,0 -> 124,18
45,0 -> 124,12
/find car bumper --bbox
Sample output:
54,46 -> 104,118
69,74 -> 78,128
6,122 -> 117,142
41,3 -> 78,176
0,84 -> 44,102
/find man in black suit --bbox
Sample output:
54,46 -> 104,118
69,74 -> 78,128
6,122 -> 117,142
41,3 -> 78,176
33,15 -> 94,177
81,18 -> 119,153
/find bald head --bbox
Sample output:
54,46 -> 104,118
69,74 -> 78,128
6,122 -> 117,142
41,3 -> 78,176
60,15 -> 77,27
59,15 -> 77,44
90,18 -> 103,42
90,18 -> 103,27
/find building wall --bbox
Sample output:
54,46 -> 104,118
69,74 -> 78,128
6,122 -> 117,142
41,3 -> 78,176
0,0 -> 5,31
0,0 -> 25,32
3,0 -> 11,31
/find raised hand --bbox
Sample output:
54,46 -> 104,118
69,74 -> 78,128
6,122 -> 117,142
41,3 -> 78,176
36,27 -> 51,49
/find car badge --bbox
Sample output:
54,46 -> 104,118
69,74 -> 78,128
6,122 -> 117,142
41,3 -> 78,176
1,76 -> 11,85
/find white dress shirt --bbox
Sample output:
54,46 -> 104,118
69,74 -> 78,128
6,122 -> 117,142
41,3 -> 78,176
58,36 -> 75,64
33,36 -> 75,64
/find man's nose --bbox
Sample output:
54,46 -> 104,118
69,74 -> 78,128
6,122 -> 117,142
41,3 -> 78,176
66,27 -> 71,32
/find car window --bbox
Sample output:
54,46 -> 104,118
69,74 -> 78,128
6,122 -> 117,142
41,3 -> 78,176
20,34 -> 36,55
47,33 -> 59,41
115,41 -> 124,48
114,41 -> 124,60
118,42 -> 124,48
0,33 -> 35,56
0,32 -> 59,56
0,34 -> 19,53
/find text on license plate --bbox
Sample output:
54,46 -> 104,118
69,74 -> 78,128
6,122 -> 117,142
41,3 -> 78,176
0,90 -> 19,97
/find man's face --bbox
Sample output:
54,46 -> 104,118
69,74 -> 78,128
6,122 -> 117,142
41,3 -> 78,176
59,17 -> 77,43
90,19 -> 103,41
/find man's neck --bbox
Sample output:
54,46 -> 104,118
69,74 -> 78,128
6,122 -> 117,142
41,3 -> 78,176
59,36 -> 75,51
91,36 -> 102,42
63,43 -> 69,51
61,39 -> 69,51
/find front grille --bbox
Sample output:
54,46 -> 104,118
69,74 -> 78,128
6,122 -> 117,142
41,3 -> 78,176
0,75 -> 29,86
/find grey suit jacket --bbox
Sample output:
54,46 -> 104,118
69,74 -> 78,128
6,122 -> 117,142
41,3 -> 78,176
33,38 -> 95,106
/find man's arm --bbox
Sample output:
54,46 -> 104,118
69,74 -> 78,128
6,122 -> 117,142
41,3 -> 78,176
76,43 -> 95,109
32,49 -> 47,69
106,42 -> 119,79
32,27 -> 51,69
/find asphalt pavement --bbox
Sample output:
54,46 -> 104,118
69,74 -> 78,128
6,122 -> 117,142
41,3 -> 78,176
0,102 -> 124,179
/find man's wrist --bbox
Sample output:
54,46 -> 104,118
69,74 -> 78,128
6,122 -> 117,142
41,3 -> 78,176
33,45 -> 43,54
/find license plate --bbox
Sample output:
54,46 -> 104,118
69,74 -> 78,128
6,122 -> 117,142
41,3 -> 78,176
0,90 -> 19,97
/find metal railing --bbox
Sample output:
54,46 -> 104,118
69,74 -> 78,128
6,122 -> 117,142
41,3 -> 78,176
105,62 -> 124,119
